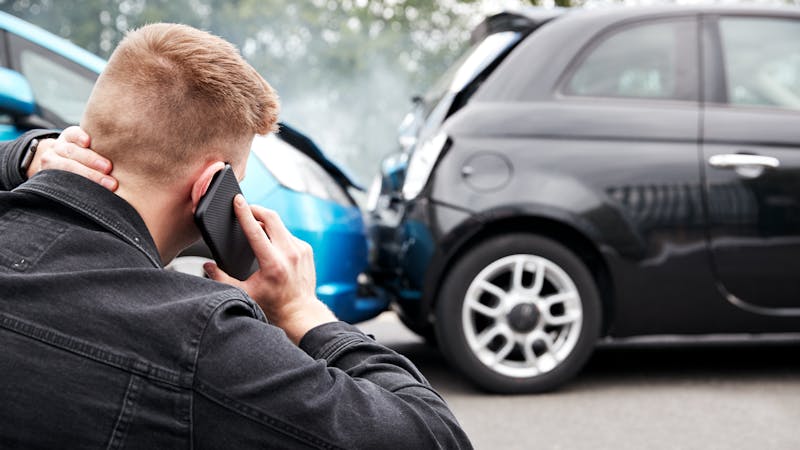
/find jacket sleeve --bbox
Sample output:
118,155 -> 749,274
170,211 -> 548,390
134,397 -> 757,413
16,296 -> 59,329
192,298 -> 472,450
0,129 -> 60,191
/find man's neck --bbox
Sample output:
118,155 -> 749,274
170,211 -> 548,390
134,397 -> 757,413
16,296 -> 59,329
114,180 -> 195,264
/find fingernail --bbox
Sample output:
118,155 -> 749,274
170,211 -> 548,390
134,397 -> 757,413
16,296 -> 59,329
203,263 -> 214,275
234,194 -> 245,207
94,159 -> 111,172
100,177 -> 115,190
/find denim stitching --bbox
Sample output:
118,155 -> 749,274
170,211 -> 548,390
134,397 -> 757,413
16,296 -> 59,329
0,312 -> 184,386
388,382 -> 446,400
186,293 -> 253,449
314,335 -> 367,362
106,373 -> 142,449
0,209 -> 68,271
314,336 -> 446,398
187,296 -> 226,450
195,381 -> 344,450
189,293 -> 256,373
191,296 -> 343,449
16,184 -> 162,268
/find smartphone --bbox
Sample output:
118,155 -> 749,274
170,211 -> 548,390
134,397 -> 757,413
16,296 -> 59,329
194,164 -> 257,280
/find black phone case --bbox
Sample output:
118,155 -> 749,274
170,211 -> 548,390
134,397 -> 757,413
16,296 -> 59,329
194,165 -> 256,280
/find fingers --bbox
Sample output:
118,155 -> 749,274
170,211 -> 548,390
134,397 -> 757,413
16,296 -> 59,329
249,204 -> 293,246
232,194 -> 274,264
52,139 -> 112,174
59,125 -> 91,148
203,262 -> 243,287
221,195 -> 327,339
49,158 -> 118,191
37,142 -> 118,191
31,131 -> 119,191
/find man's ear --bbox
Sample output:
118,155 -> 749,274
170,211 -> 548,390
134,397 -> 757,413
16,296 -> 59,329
190,161 -> 226,214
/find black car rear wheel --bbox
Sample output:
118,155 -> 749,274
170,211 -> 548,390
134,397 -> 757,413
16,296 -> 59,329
435,233 -> 601,393
397,311 -> 438,347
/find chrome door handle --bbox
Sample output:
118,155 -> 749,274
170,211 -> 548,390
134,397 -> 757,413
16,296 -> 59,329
708,154 -> 780,169
708,153 -> 780,179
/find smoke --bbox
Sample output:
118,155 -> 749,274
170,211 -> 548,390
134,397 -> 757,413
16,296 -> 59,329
276,57 -> 416,188
222,1 -> 530,189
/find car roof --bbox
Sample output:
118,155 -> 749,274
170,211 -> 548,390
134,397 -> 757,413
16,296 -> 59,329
471,7 -> 566,43
566,3 -> 800,24
473,3 -> 800,43
554,4 -> 800,27
0,11 -> 106,74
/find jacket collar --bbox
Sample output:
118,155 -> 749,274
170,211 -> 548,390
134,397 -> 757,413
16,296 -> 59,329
15,170 -> 163,268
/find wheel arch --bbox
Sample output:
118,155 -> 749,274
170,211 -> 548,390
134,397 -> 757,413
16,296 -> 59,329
422,209 -> 616,336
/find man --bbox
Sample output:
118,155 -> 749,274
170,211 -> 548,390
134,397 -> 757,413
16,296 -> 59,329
0,23 -> 471,449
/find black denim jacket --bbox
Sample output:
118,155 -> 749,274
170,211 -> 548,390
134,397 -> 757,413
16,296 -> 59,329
0,132 -> 471,449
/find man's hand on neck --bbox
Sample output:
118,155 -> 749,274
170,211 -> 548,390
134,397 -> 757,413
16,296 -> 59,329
28,126 -> 118,191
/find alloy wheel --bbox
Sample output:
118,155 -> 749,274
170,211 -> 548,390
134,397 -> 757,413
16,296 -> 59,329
461,254 -> 583,378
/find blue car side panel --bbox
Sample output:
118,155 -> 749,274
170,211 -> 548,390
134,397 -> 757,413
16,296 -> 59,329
0,125 -> 21,141
242,152 -> 388,323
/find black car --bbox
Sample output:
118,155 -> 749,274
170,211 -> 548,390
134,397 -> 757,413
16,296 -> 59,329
367,5 -> 800,393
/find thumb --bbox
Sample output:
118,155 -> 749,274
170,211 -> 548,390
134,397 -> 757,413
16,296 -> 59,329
60,126 -> 91,147
204,262 -> 241,287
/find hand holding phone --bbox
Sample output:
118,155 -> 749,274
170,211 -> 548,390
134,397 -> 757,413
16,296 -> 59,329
203,194 -> 338,344
194,164 -> 257,280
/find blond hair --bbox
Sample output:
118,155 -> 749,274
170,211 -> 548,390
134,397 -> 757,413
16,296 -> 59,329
82,23 -> 279,181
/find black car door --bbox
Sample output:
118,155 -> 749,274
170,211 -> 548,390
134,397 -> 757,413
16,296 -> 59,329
551,16 -> 710,334
701,14 -> 800,314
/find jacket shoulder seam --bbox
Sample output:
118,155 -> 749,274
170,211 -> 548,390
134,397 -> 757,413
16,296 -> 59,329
14,183 -> 162,268
188,291 -> 262,376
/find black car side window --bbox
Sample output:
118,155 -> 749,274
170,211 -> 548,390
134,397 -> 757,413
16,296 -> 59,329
718,17 -> 800,111
565,19 -> 696,101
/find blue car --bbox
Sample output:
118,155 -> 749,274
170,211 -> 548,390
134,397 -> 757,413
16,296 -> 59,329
0,11 -> 386,323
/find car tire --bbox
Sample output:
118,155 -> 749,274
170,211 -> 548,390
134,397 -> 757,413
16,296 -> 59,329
435,233 -> 601,394
397,313 -> 438,347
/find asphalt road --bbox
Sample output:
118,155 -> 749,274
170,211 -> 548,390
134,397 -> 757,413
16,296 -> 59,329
358,313 -> 800,450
